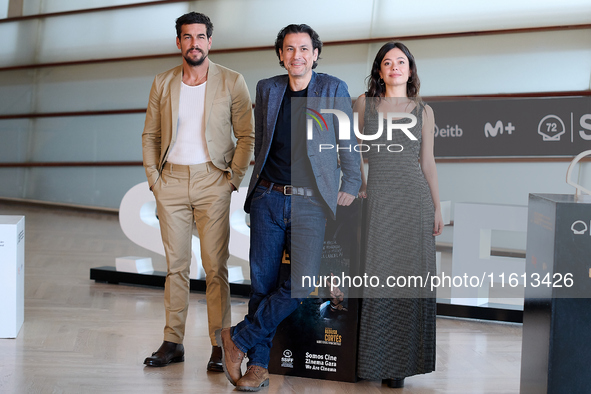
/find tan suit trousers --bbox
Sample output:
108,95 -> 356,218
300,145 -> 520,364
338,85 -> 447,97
153,161 -> 232,345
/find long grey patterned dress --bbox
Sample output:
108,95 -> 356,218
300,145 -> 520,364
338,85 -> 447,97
357,101 -> 436,380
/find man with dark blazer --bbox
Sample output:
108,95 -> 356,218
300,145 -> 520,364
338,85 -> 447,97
142,12 -> 254,372
216,24 -> 361,391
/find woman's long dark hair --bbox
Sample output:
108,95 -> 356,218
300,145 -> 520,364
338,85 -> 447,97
366,42 -> 421,111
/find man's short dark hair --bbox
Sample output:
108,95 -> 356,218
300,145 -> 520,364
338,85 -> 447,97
274,24 -> 322,69
175,12 -> 213,39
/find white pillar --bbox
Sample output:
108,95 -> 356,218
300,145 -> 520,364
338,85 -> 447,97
0,215 -> 25,338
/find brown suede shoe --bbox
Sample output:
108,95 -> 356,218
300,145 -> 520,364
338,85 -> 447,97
215,328 -> 245,386
237,365 -> 269,392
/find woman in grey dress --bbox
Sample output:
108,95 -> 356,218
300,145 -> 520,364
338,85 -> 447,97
355,42 -> 443,389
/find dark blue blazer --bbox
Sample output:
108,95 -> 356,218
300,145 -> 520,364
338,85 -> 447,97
244,71 -> 362,219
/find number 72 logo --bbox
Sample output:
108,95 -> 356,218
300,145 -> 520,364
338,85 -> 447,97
537,115 -> 565,141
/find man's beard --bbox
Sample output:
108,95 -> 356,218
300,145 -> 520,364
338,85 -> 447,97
184,48 -> 207,67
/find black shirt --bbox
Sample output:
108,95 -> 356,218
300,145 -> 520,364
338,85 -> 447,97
261,87 -> 317,188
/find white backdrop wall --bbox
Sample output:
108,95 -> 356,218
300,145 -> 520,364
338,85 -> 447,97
1,0 -> 590,214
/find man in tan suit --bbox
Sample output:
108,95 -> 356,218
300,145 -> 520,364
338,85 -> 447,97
141,12 -> 254,372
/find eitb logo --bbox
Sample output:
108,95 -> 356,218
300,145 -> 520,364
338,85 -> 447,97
306,108 -> 418,153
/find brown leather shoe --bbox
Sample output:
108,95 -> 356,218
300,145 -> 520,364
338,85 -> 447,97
237,365 -> 269,392
215,328 -> 245,386
206,345 -> 223,372
143,340 -> 184,367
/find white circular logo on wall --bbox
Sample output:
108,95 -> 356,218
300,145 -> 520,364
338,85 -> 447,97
283,349 -> 292,357
538,115 -> 566,141
571,220 -> 588,235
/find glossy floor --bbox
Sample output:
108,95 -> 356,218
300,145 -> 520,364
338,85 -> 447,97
0,202 -> 522,393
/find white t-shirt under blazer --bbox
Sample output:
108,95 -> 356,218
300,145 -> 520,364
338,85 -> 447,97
167,81 -> 210,165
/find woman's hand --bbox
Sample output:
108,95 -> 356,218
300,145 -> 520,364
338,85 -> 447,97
358,182 -> 367,199
433,208 -> 444,236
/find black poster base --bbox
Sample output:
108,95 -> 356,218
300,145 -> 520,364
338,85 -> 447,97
268,201 -> 363,383
269,297 -> 359,383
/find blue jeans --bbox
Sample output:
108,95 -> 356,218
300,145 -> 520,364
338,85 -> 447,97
232,183 -> 327,368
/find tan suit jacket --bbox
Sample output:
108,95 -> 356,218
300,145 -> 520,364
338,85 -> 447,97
142,61 -> 254,189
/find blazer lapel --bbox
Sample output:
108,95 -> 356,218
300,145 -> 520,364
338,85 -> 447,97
306,72 -> 320,150
265,77 -> 287,143
204,61 -> 221,132
307,71 -> 319,99
306,71 -> 320,118
170,66 -> 182,142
